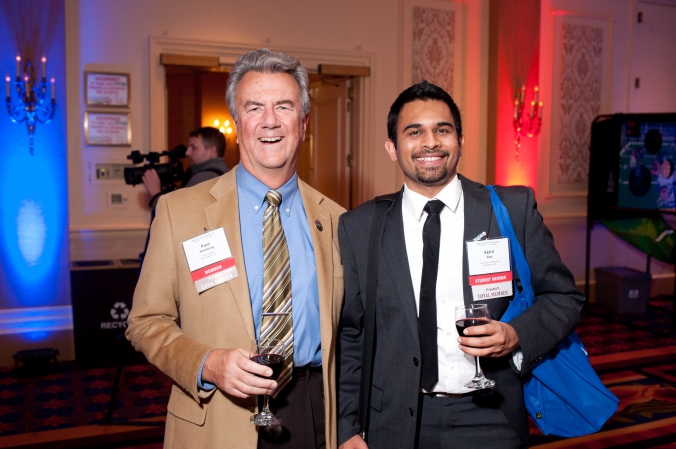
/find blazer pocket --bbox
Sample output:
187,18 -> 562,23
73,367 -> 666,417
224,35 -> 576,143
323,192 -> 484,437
167,384 -> 208,425
370,384 -> 383,412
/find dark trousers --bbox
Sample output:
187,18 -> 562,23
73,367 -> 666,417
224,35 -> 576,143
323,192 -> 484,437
417,392 -> 526,449
258,367 -> 325,449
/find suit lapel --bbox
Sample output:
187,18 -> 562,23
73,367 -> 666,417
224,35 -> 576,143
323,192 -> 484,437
382,191 -> 420,345
204,166 -> 255,341
298,180 -> 334,359
461,175 -> 494,307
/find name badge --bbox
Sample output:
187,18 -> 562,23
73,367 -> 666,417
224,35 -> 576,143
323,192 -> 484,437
466,238 -> 513,301
182,228 -> 238,293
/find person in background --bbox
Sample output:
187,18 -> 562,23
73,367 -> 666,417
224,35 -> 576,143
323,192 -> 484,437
142,126 -> 229,208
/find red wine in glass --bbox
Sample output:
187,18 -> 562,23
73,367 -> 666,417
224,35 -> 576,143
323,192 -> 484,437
454,305 -> 495,389
251,353 -> 285,380
455,318 -> 489,338
250,338 -> 285,426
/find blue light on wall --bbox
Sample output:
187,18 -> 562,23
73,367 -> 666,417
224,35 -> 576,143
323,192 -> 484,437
17,200 -> 47,266
0,0 -> 70,315
0,149 -> 65,302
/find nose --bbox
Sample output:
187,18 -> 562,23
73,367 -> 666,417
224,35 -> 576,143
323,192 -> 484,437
261,107 -> 280,128
421,131 -> 441,150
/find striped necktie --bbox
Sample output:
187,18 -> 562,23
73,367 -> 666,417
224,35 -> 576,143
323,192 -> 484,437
260,190 -> 293,396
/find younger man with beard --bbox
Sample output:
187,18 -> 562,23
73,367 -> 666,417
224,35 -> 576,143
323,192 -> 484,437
337,81 -> 584,449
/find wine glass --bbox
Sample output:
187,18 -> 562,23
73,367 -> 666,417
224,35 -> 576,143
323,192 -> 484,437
250,338 -> 286,426
455,304 -> 496,390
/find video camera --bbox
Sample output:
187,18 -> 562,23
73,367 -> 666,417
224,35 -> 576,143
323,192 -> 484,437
124,145 -> 187,190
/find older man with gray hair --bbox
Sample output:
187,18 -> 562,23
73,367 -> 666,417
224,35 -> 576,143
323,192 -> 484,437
127,48 -> 345,449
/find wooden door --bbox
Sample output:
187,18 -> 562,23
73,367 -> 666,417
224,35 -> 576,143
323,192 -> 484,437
297,80 -> 351,209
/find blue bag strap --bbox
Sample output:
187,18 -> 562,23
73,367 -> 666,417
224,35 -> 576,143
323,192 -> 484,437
486,186 -> 534,319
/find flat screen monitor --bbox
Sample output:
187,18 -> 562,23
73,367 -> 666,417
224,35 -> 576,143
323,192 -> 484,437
589,113 -> 676,216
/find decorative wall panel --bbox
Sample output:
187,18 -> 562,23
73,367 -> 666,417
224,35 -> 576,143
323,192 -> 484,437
547,11 -> 610,197
557,23 -> 603,184
412,7 -> 455,94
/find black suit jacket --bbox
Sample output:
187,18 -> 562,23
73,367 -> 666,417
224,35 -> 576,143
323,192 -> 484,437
336,175 -> 585,447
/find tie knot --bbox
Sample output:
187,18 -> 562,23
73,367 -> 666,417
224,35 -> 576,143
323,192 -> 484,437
265,190 -> 282,208
424,199 -> 445,216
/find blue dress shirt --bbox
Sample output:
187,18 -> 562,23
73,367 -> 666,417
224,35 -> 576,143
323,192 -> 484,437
198,166 -> 321,389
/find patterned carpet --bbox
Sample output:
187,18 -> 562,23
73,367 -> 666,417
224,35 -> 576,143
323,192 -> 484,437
579,314 -> 675,357
0,363 -> 171,437
580,297 -> 676,356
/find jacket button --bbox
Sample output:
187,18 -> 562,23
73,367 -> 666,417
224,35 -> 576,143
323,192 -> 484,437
409,407 -> 414,417
413,357 -> 418,367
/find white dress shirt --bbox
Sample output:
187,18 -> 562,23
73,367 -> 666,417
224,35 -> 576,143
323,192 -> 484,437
402,175 -> 477,394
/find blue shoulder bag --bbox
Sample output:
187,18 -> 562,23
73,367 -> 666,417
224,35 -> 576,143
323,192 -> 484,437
487,185 -> 619,437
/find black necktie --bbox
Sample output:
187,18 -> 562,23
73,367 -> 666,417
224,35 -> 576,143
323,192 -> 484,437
419,199 -> 445,391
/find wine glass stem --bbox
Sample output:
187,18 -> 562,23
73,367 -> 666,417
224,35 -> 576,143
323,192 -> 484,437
262,394 -> 272,415
474,356 -> 481,377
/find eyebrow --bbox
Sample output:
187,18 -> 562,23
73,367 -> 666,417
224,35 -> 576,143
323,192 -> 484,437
402,121 -> 455,132
243,99 -> 296,108
274,100 -> 295,107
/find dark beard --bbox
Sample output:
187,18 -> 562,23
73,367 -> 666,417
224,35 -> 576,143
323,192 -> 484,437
412,150 -> 450,184
414,164 -> 448,184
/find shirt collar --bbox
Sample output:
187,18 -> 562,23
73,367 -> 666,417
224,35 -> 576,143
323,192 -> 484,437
236,165 -> 299,216
402,175 -> 462,222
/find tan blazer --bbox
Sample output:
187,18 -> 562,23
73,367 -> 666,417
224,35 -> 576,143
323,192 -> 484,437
126,166 -> 345,449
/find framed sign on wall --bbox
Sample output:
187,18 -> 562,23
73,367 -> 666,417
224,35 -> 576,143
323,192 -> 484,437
84,112 -> 131,146
85,72 -> 130,107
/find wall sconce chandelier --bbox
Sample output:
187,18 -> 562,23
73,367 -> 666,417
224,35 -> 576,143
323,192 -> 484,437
513,85 -> 543,160
6,56 -> 56,156
213,119 -> 233,136
214,119 -> 234,146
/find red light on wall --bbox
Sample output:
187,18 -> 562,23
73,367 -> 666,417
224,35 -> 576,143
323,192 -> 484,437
494,51 -> 539,190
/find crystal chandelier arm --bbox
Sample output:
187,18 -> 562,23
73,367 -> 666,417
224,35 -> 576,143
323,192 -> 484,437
6,57 -> 57,155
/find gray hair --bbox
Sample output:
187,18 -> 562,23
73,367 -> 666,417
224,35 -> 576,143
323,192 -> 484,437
226,48 -> 310,122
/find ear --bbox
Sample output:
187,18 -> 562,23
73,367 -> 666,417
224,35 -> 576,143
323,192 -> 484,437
458,135 -> 464,158
300,113 -> 310,141
207,146 -> 218,158
385,139 -> 398,162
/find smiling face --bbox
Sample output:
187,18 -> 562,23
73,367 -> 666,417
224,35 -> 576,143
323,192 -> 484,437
385,99 -> 463,198
234,71 -> 308,188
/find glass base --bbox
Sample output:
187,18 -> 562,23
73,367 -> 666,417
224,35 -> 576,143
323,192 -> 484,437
464,376 -> 496,390
251,412 -> 281,427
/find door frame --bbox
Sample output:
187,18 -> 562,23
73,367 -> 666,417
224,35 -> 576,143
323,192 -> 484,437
149,36 -> 374,206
